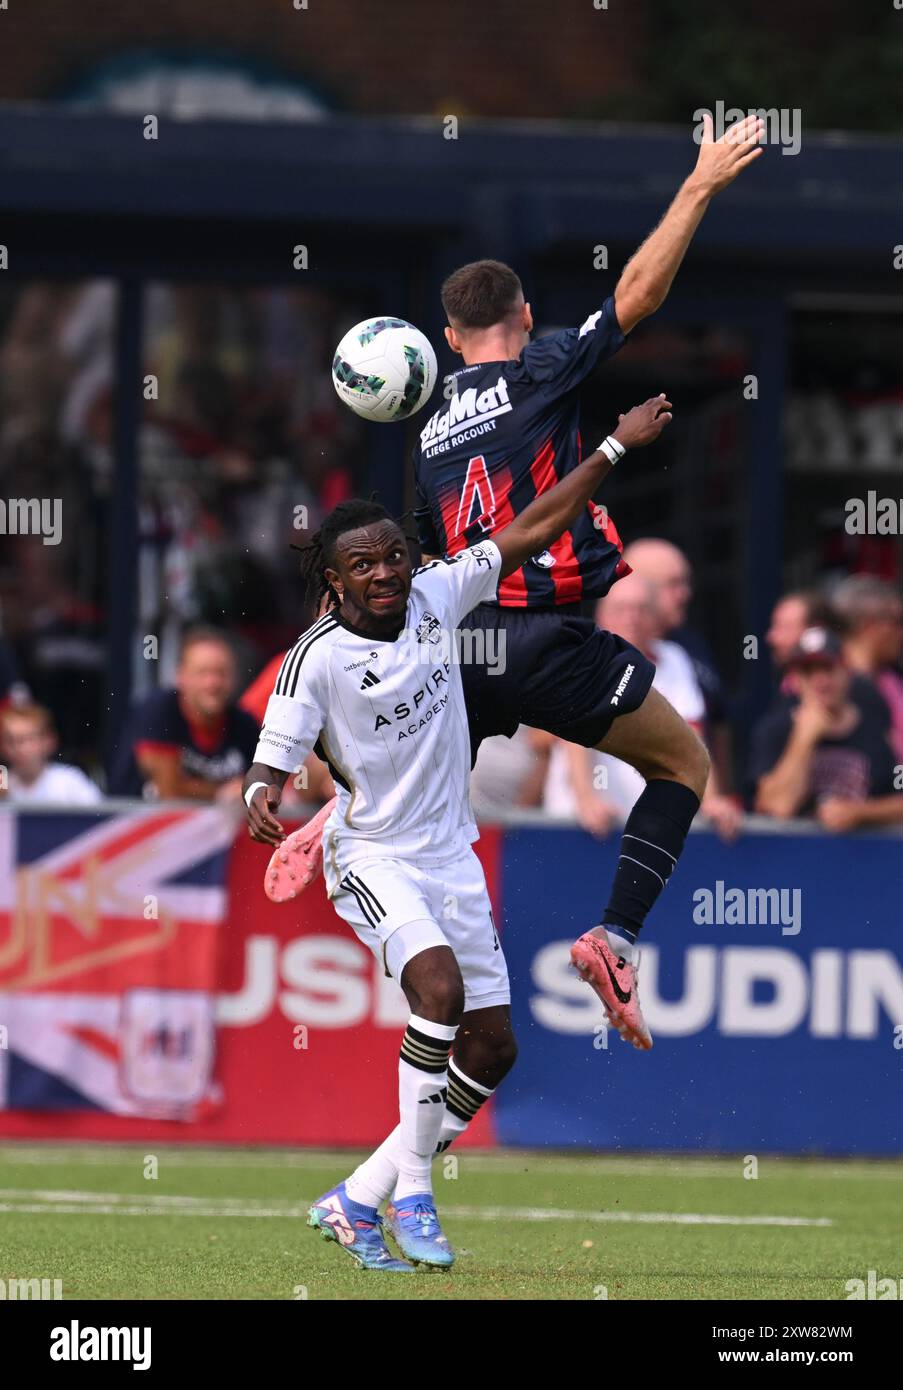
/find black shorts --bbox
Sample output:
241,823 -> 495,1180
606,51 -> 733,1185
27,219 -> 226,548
460,603 -> 655,762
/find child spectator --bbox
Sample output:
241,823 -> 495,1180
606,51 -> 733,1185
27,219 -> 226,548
0,703 -> 101,805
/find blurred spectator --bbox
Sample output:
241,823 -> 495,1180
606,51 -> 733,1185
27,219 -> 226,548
622,538 -> 733,791
759,586 -> 890,734
751,628 -> 898,830
240,649 -> 334,806
108,627 -> 259,802
0,704 -> 101,806
543,574 -> 741,840
766,590 -> 831,675
470,726 -> 552,819
833,576 -> 903,763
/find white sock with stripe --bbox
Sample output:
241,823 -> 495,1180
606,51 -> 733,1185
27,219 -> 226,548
345,1129 -> 405,1210
434,1058 -> 493,1151
394,1014 -> 457,1200
344,1059 -> 494,1208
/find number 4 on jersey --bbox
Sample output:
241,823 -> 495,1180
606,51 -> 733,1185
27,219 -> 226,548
455,455 -> 497,537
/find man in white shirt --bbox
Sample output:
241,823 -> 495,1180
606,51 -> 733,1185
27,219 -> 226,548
544,574 -> 740,838
243,397 -> 677,1273
469,725 -> 551,819
0,704 -> 101,807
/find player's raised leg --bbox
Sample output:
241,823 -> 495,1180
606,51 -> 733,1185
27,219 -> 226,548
571,687 -> 709,1049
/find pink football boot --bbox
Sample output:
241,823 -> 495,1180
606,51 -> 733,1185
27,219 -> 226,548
571,928 -> 653,1051
264,796 -> 337,903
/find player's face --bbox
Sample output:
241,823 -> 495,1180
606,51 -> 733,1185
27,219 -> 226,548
328,522 -> 412,633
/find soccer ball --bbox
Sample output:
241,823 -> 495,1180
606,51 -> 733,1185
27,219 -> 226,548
332,317 -> 438,423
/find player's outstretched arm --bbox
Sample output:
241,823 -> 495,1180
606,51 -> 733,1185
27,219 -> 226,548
243,762 -> 290,845
614,112 -> 765,335
494,396 -> 672,580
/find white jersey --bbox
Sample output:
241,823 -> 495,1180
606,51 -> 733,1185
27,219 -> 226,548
9,763 -> 102,806
254,540 -> 502,868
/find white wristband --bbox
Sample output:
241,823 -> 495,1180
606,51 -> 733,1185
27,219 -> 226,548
244,781 -> 269,809
597,435 -> 626,465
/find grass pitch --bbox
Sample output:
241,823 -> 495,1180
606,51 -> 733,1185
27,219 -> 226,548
1,1144 -> 900,1301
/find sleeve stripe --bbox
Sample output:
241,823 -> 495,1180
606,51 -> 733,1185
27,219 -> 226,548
274,616 -> 338,698
274,615 -> 332,696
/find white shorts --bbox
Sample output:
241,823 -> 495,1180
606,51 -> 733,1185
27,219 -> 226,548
324,846 -> 510,1012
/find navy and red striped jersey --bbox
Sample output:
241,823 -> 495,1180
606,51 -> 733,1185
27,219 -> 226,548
411,296 -> 631,608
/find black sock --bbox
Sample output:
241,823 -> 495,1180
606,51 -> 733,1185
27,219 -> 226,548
602,779 -> 700,940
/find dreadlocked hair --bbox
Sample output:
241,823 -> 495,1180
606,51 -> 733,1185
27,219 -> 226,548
293,498 -> 395,612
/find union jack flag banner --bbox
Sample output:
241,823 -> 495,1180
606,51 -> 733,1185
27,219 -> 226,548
0,806 -> 235,1119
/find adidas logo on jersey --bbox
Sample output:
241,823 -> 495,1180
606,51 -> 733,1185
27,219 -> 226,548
360,670 -> 381,690
419,375 -> 512,450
